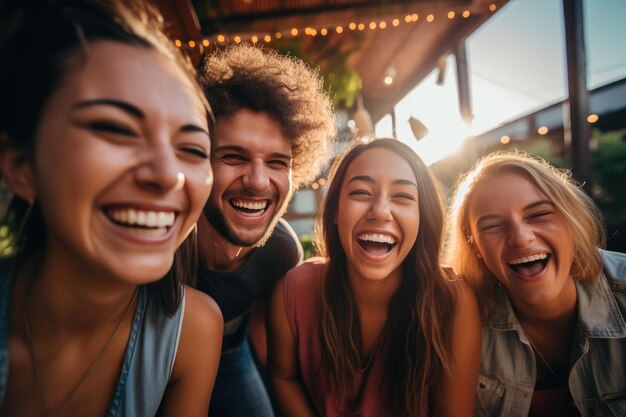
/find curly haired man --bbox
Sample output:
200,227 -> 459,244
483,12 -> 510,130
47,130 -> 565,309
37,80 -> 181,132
196,44 -> 336,417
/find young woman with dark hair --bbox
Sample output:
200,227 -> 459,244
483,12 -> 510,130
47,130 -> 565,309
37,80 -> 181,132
0,1 -> 222,416
268,138 -> 480,417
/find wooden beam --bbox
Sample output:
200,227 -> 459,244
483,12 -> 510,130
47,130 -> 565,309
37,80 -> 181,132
563,0 -> 592,193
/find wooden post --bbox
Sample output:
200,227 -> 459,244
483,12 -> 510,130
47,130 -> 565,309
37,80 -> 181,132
563,0 -> 592,193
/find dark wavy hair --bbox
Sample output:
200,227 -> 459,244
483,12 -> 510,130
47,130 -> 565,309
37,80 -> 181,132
199,44 -> 336,190
315,138 -> 459,417
0,0 -> 209,315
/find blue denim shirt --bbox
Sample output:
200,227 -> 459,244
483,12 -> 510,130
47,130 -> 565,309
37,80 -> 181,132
475,250 -> 626,417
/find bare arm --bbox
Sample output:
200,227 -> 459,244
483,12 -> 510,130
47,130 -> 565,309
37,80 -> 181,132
158,287 -> 224,417
437,280 -> 481,417
267,279 -> 318,417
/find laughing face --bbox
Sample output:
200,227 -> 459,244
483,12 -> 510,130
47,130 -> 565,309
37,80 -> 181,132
467,173 -> 576,308
205,109 -> 292,247
336,147 -> 420,284
22,41 -> 212,284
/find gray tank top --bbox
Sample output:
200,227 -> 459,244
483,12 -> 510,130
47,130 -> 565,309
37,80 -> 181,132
0,263 -> 185,417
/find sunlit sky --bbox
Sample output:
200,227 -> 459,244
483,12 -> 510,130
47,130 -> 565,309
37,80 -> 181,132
375,0 -> 626,165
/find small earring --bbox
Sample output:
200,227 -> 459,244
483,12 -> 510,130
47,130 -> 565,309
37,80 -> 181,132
1,197 -> 34,257
466,235 -> 473,244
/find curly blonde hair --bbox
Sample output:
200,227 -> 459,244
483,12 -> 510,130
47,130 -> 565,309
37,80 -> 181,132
199,44 -> 336,189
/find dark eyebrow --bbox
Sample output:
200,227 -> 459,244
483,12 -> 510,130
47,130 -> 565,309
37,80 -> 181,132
213,145 -> 291,159
73,99 -> 144,119
348,175 -> 417,189
348,175 -> 375,184
393,179 -> 418,189
181,124 -> 210,137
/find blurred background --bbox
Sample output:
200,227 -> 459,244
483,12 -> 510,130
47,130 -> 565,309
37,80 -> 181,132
3,0 -> 625,256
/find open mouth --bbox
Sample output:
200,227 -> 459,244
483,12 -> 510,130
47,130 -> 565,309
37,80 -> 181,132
106,207 -> 175,237
508,253 -> 550,278
357,233 -> 397,255
230,198 -> 269,217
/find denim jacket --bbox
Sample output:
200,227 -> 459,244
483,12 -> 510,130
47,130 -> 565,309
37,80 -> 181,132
475,250 -> 626,417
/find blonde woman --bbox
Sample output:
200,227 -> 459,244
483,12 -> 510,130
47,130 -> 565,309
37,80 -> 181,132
446,152 -> 626,417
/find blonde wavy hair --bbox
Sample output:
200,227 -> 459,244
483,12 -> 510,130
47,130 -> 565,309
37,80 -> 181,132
445,152 -> 605,319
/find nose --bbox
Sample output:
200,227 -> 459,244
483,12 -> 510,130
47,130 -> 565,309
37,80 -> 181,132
242,161 -> 270,191
367,196 -> 392,222
135,143 -> 184,192
507,221 -> 535,247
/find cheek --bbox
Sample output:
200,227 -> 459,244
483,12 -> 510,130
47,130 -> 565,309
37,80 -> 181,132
271,171 -> 292,199
184,166 -> 213,210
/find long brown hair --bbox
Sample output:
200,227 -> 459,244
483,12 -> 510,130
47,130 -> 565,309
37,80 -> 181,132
315,138 -> 459,417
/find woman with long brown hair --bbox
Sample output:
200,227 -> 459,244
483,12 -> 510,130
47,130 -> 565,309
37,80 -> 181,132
268,138 -> 480,417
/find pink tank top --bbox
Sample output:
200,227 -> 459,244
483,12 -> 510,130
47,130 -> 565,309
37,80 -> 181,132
283,258 -> 387,417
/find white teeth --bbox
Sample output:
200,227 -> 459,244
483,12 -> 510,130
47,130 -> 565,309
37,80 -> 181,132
232,199 -> 267,210
357,233 -> 396,245
510,253 -> 548,265
108,208 -> 175,228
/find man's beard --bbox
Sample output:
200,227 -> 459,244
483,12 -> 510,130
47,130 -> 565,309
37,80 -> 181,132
203,196 -> 290,248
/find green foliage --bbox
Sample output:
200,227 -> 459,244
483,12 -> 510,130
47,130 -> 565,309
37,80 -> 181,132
298,233 -> 314,259
271,38 -> 362,109
591,130 -> 626,222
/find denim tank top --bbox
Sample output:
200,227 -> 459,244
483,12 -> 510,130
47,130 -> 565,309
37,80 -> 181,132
0,263 -> 185,416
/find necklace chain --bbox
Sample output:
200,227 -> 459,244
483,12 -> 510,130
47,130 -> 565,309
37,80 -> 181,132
526,335 -> 567,388
23,282 -> 138,417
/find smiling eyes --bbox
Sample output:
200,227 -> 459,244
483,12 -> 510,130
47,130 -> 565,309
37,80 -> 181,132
348,189 -> 417,202
219,153 -> 291,169
478,209 -> 555,233
88,121 -> 209,159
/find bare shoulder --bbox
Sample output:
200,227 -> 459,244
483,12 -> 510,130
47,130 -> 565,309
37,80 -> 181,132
183,286 -> 224,333
169,286 -> 223,383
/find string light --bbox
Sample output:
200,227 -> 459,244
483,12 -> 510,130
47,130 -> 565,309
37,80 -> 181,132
538,126 -> 549,135
174,4 -> 501,48
500,135 -> 510,144
587,114 -> 599,123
